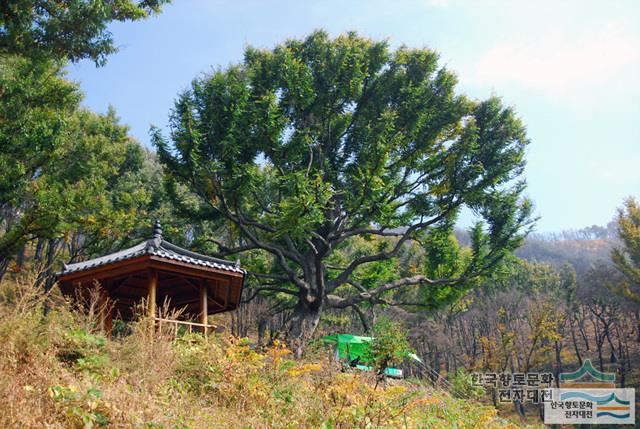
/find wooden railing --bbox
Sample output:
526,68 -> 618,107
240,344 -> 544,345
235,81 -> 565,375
153,317 -> 219,337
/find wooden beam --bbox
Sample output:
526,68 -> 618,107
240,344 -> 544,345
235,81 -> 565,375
158,278 -> 191,290
148,257 -> 242,282
109,275 -> 135,294
158,273 -> 180,282
117,284 -> 149,293
202,279 -> 227,310
170,297 -> 199,307
98,288 -> 113,335
183,277 -> 204,293
209,294 -> 225,309
57,255 -> 242,287
108,286 -> 147,299
233,279 -> 243,305
164,295 -> 224,310
199,280 -> 208,333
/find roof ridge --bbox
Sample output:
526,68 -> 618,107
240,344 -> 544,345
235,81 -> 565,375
159,240 -> 240,267
64,240 -> 148,270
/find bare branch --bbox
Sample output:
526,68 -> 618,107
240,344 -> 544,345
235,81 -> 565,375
305,238 -> 319,255
216,196 -> 309,291
329,226 -> 404,242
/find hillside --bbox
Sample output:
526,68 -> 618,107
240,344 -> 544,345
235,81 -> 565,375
457,223 -> 618,275
515,223 -> 618,275
0,274 -> 539,429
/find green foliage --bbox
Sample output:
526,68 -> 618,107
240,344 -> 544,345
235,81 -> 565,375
365,317 -> 413,375
1,0 -> 169,65
0,0 -> 174,277
55,328 -> 114,380
56,109 -> 174,258
155,30 -> 534,339
0,50 -> 175,270
0,70 -> 165,262
0,56 -> 80,260
478,257 -> 561,298
49,385 -> 110,427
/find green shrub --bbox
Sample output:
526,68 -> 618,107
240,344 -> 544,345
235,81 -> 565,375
49,385 -> 110,427
365,317 -> 414,376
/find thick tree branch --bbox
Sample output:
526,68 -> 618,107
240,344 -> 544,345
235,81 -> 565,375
242,285 -> 299,303
328,212 -> 451,291
215,196 -> 309,291
328,274 -> 464,309
202,238 -> 259,257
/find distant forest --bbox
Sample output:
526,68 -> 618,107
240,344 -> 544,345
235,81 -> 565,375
454,221 -> 619,275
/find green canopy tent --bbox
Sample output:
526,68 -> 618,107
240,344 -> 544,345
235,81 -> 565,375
320,334 -> 422,378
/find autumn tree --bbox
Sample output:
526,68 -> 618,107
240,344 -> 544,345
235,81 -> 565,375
154,31 -> 533,352
0,0 -> 171,278
0,100 -> 169,281
611,197 -> 640,302
0,56 -> 80,267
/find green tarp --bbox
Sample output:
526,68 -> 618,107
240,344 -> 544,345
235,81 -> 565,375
321,334 -> 373,362
320,333 -> 422,378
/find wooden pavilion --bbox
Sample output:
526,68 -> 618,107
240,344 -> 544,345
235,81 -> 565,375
56,221 -> 245,333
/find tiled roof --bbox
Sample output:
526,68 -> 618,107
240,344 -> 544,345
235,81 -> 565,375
59,222 -> 244,276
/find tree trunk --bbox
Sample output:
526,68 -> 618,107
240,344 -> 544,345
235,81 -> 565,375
286,298 -> 323,358
554,340 -> 563,388
578,310 -> 590,351
257,317 -> 267,346
569,318 -> 583,366
16,243 -> 25,270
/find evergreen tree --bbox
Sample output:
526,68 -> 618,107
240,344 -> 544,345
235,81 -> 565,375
155,31 -> 534,352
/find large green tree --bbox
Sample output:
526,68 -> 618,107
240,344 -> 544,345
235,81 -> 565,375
0,58 -> 160,275
0,95 -> 166,280
154,31 -> 533,351
0,0 -> 170,277
0,56 -> 80,265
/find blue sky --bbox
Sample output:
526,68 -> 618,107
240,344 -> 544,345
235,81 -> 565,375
67,0 -> 640,233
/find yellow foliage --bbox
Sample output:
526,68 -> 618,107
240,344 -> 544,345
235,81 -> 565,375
287,363 -> 322,377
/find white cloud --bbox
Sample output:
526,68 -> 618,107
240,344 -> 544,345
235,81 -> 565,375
466,20 -> 640,101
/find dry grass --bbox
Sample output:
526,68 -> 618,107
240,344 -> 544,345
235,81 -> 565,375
0,272 -> 540,428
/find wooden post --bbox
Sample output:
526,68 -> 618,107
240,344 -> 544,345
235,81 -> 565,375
148,269 -> 157,319
98,288 -> 113,335
199,281 -> 208,335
